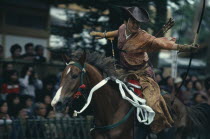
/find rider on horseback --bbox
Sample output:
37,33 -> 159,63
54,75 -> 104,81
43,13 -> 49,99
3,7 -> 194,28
90,6 -> 199,133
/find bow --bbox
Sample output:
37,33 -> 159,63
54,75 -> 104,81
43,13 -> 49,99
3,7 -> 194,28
172,0 -> 206,104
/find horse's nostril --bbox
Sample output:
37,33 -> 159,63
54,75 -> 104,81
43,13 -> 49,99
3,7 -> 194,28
55,101 -> 64,112
57,101 -> 62,106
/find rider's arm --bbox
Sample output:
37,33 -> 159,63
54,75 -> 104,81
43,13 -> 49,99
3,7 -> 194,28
147,37 -> 198,52
90,30 -> 118,39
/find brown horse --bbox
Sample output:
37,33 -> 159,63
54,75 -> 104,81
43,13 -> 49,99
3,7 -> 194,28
162,93 -> 210,139
51,51 -> 210,139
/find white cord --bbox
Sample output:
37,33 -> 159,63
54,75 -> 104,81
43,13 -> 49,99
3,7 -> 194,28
73,77 -> 155,125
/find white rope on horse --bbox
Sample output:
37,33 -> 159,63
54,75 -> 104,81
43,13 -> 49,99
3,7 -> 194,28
73,77 -> 155,125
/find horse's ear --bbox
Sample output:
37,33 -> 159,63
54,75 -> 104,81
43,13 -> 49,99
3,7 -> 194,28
61,54 -> 71,64
78,50 -> 86,66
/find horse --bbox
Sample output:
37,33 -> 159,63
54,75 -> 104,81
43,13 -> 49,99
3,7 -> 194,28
51,51 -> 210,139
162,93 -> 210,139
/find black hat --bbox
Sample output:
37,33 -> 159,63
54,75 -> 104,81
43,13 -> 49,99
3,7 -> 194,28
122,6 -> 150,22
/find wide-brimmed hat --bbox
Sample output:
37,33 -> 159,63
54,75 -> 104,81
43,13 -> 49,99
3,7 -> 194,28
121,6 -> 150,22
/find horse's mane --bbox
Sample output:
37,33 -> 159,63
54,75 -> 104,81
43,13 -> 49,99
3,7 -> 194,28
70,49 -> 118,77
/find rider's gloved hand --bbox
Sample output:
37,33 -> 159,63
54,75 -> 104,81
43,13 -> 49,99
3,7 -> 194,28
177,43 -> 199,52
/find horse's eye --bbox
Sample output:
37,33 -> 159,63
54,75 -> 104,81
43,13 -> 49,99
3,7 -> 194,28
72,74 -> 78,79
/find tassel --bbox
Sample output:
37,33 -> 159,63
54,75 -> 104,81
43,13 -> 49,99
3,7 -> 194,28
73,110 -> 78,117
73,91 -> 82,98
79,84 -> 86,89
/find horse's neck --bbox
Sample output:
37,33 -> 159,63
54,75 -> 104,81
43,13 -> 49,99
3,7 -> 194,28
86,64 -> 120,113
86,64 -> 131,125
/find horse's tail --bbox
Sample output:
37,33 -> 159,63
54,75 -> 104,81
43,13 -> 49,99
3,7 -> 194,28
186,103 -> 210,138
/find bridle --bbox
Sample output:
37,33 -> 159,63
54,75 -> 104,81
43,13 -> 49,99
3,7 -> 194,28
66,61 -> 89,100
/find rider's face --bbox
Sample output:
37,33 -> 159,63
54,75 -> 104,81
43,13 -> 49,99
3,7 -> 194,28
126,17 -> 140,33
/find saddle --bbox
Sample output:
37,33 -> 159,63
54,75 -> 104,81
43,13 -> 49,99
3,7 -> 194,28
127,79 -> 143,98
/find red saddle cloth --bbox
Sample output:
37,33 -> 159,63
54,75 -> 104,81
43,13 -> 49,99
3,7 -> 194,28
127,80 -> 143,98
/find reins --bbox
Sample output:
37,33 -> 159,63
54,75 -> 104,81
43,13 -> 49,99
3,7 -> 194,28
92,107 -> 135,131
66,61 -> 88,99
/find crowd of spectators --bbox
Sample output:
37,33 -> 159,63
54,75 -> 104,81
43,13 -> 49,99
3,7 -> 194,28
7,43 -> 46,62
155,71 -> 210,106
0,43 -> 70,123
0,44 -> 63,122
0,62 -> 69,121
0,54 -> 71,138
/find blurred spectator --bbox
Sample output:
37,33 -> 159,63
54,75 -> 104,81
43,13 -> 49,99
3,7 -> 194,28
21,95 -> 34,118
193,80 -> 205,94
155,73 -> 163,85
192,93 -> 208,105
31,102 -> 46,138
36,75 -> 56,101
162,76 -> 174,93
178,79 -> 194,106
1,70 -> 20,100
0,63 -> 13,89
21,43 -> 35,61
34,102 -> 46,119
0,100 -> 10,119
191,79 -> 208,105
17,108 -> 29,120
0,100 -> 11,139
43,76 -> 55,90
1,63 -> 14,80
9,44 -> 22,60
6,94 -> 22,118
43,94 -> 51,105
19,65 -> 43,98
173,77 -> 183,99
2,62 -> 13,72
0,45 -> 3,59
184,80 -> 194,92
45,108 -> 58,139
34,45 -> 46,63
0,63 -> 14,93
41,93 -> 52,114
43,80 -> 55,95
10,106 -> 30,139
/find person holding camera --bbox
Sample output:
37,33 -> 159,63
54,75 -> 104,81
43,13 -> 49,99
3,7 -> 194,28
19,65 -> 43,98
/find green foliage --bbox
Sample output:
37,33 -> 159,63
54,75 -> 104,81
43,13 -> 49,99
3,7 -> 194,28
171,0 -> 209,45
172,1 -> 195,43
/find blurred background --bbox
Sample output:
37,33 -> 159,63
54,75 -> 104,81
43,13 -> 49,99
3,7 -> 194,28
0,0 -> 210,138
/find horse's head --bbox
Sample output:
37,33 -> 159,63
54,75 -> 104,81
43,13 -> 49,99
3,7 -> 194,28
51,52 -> 87,113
